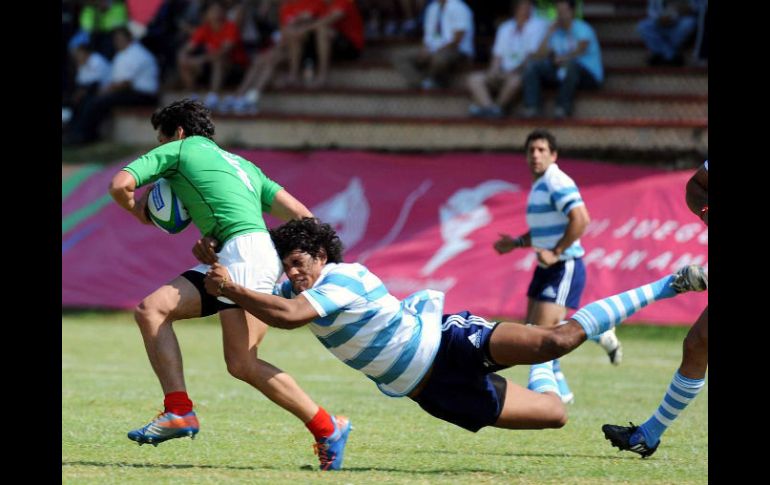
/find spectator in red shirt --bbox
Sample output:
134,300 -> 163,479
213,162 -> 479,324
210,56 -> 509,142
221,0 -> 320,113
177,0 -> 250,109
285,0 -> 364,88
280,0 -> 326,86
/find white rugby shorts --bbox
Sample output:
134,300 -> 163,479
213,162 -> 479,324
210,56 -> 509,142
190,231 -> 282,303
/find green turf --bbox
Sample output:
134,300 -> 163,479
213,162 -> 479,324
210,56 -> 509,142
62,313 -> 707,484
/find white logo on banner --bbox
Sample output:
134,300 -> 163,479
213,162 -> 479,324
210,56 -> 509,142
421,180 -> 520,276
312,177 -> 369,251
357,180 -> 434,263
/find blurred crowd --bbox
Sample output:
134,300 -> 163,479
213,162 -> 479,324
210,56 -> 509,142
62,0 -> 708,145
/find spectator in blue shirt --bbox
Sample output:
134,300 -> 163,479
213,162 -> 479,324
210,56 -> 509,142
637,0 -> 699,66
519,0 -> 602,119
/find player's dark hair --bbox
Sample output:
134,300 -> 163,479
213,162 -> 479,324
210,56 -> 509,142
524,128 -> 558,153
151,98 -> 216,139
555,0 -> 576,10
270,218 -> 344,263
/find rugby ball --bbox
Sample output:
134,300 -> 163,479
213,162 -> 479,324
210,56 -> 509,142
146,178 -> 192,234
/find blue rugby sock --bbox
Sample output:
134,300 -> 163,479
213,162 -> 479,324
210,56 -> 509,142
571,274 -> 678,339
636,371 -> 705,446
528,360 -> 559,395
552,359 -> 573,402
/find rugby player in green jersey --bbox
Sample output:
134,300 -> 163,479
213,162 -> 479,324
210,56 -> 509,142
108,99 -> 350,470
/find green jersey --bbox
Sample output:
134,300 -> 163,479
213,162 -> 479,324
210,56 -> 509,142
123,136 -> 283,244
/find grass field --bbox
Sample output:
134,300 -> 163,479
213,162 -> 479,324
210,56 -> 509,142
62,312 -> 707,484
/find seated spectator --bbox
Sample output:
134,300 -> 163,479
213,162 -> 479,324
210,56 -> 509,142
278,0 -> 324,87
227,0 -> 264,57
64,27 -> 159,145
69,0 -> 129,60
177,0 -> 250,109
397,0 -> 426,37
299,0 -> 365,88
392,0 -> 475,90
467,0 -> 516,44
141,0 -> 200,84
366,0 -> 425,38
278,0 -> 363,88
519,0 -> 602,119
219,0 -> 332,112
637,0 -> 698,66
466,0 -> 549,118
63,40 -> 112,126
219,0 -> 303,113
222,0 -> 366,112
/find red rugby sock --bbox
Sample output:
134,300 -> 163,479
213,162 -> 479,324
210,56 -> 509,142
164,391 -> 193,416
305,407 -> 335,440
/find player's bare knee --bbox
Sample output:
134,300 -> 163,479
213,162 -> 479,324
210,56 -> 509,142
552,408 -> 568,428
224,355 -> 255,381
225,360 -> 248,381
544,396 -> 568,428
134,301 -> 165,328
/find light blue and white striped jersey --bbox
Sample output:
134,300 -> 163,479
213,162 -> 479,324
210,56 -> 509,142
704,160 -> 708,171
275,263 -> 444,397
526,163 -> 585,260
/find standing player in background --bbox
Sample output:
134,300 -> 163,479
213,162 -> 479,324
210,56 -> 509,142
493,129 -> 622,404
602,160 -> 708,458
107,99 -> 350,471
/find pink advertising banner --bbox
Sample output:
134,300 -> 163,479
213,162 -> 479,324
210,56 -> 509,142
62,151 -> 707,324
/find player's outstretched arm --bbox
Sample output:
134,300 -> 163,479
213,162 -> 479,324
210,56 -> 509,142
204,263 -> 318,329
270,189 -> 313,222
108,170 -> 151,224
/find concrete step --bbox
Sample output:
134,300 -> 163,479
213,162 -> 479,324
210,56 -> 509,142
161,88 -> 706,121
583,1 -> 646,16
363,40 -> 651,66
604,67 -> 707,95
113,108 -> 708,156
590,15 -> 645,42
257,90 -> 706,120
320,63 -> 707,95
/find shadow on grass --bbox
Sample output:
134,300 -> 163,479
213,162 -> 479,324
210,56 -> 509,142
62,460 -> 522,474
63,460 -> 281,472
407,449 -> 640,461
64,451 -> 639,474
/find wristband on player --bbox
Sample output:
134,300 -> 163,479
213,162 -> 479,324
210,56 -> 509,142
514,236 -> 525,248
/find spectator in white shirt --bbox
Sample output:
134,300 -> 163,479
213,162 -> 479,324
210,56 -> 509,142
392,0 -> 474,89
466,0 -> 549,118
64,40 -> 112,125
65,27 -> 159,145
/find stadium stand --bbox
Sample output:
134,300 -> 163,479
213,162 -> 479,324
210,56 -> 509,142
66,0 -> 707,164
